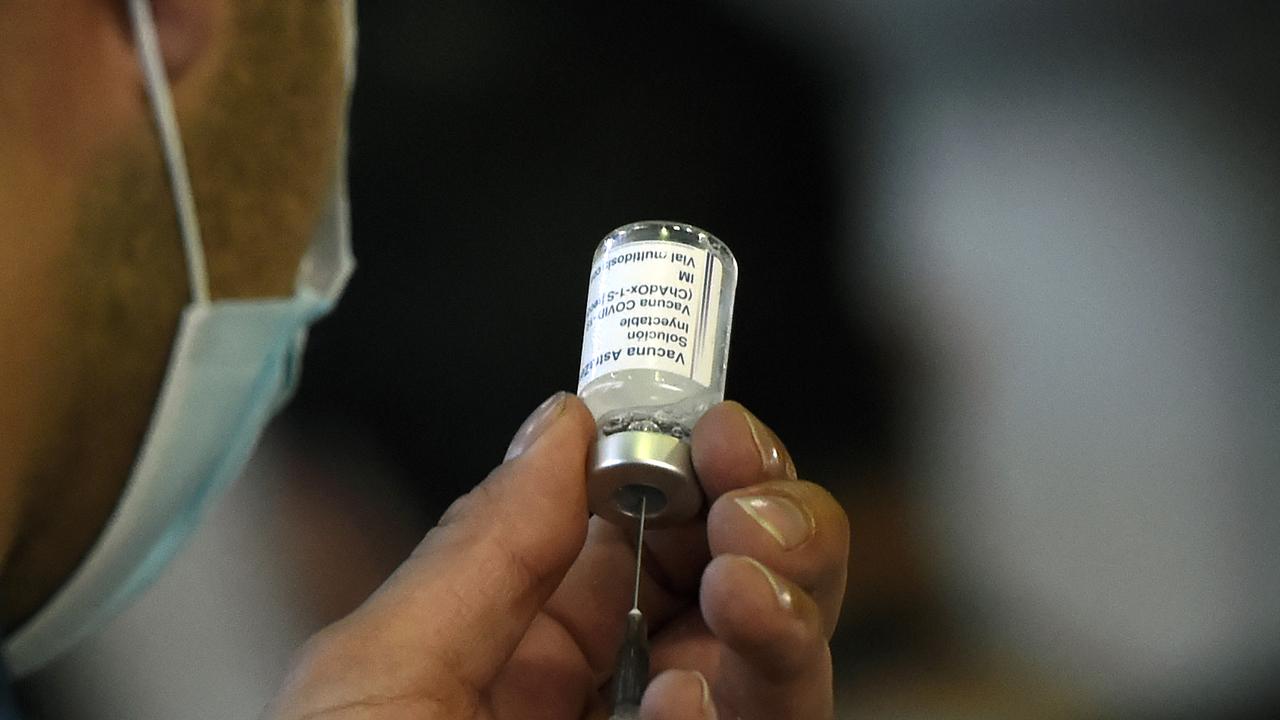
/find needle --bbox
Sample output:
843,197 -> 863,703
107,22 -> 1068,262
632,494 -> 647,611
611,494 -> 651,719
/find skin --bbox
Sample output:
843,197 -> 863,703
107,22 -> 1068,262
0,0 -> 344,629
0,1 -> 850,717
266,398 -> 849,720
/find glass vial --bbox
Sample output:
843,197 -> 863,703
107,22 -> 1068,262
577,221 -> 738,528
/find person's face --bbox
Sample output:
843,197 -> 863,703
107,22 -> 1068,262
0,0 -> 349,630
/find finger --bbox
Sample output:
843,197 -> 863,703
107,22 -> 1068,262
648,610 -> 721,683
707,480 -> 849,636
646,561 -> 835,719
640,669 -> 717,720
303,393 -> 597,694
691,401 -> 797,498
543,516 -> 707,681
541,402 -> 796,675
486,613 -> 595,719
700,555 -> 834,719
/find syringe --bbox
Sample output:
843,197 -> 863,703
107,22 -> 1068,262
609,496 -> 651,719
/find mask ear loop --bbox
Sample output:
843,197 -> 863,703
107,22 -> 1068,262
126,0 -> 211,304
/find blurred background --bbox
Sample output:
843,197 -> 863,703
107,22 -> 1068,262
19,0 -> 1280,717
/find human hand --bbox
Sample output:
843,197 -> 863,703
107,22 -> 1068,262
264,393 -> 849,719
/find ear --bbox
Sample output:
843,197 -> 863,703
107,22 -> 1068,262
125,0 -> 226,82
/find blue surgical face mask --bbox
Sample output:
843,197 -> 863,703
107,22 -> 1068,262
2,0 -> 358,676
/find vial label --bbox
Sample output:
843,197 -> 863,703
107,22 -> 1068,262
578,241 -> 724,390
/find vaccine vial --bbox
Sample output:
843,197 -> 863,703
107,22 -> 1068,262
578,221 -> 738,528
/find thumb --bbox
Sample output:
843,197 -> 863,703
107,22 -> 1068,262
319,393 -> 595,694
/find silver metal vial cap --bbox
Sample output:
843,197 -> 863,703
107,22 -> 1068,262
587,431 -> 703,529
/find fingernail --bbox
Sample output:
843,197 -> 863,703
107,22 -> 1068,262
504,392 -> 568,461
693,670 -> 717,719
738,405 -> 797,480
734,495 -> 814,549
743,557 -> 794,612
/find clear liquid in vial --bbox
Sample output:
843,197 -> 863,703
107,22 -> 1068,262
580,369 -> 719,439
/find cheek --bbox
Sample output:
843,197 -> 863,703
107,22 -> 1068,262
2,2 -> 153,183
0,232 -> 79,512
0,3 -> 133,559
